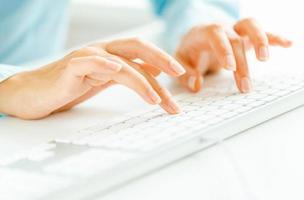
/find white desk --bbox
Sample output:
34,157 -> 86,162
1,29 -> 304,200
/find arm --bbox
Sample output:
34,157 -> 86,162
150,0 -> 240,53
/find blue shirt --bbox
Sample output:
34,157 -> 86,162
0,0 -> 239,66
151,0 -> 239,52
0,0 -> 69,66
0,0 -> 239,116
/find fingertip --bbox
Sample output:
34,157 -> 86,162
258,46 -> 269,61
146,89 -> 161,105
283,40 -> 293,47
187,75 -> 203,93
187,75 -> 197,91
169,59 -> 186,76
224,55 -> 237,71
274,38 -> 293,48
240,76 -> 253,93
268,33 -> 293,48
162,99 -> 182,114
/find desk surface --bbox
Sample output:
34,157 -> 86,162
1,40 -> 304,200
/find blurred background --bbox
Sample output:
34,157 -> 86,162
67,0 -> 304,48
67,0 -> 154,48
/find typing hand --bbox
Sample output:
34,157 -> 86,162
175,18 -> 292,93
0,38 -> 185,119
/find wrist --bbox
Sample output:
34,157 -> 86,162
0,73 -> 21,116
0,70 -> 46,119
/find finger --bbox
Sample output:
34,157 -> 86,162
267,32 -> 293,47
127,61 -> 181,114
229,36 -> 252,93
176,54 -> 203,93
67,56 -> 122,77
198,51 -> 216,75
54,81 -> 114,113
102,38 -> 185,76
234,19 -> 269,61
110,61 -> 161,105
204,25 -> 236,71
140,63 -> 161,77
103,56 -> 161,78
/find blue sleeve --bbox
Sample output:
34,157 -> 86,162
150,0 -> 240,53
0,0 -> 69,65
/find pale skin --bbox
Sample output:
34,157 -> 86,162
0,18 -> 292,120
176,18 -> 292,92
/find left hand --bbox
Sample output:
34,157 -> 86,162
0,38 -> 185,119
175,18 -> 292,93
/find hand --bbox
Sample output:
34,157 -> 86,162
175,18 -> 292,93
0,38 -> 185,119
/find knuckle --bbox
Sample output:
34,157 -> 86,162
89,55 -> 101,62
220,48 -> 232,56
66,58 -> 84,74
66,50 -> 78,57
158,86 -> 169,96
152,82 -> 171,97
65,60 -> 77,73
257,40 -> 268,47
129,37 -> 145,46
154,70 -> 161,76
190,25 -> 204,35
207,23 -> 224,33
229,37 -> 243,46
240,17 -> 256,24
143,82 -> 153,94
255,35 -> 268,46
78,46 -> 100,56
163,58 -> 173,69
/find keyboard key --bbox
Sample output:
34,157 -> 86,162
52,75 -> 304,154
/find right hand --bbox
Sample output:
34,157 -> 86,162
175,18 -> 292,93
0,38 -> 185,119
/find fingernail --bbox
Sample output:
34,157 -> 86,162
284,39 -> 293,47
240,77 -> 252,93
170,60 -> 186,75
188,76 -> 197,91
104,58 -> 122,71
259,46 -> 269,61
167,99 -> 181,114
108,63 -> 122,72
225,55 -> 236,71
148,90 -> 161,104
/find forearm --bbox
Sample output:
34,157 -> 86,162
0,64 -> 28,117
0,71 -> 33,118
0,75 -> 20,117
0,64 -> 54,119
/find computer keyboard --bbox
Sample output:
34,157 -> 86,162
56,73 -> 304,152
2,73 -> 304,200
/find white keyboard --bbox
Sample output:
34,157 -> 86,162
2,73 -> 304,200
56,73 -> 304,152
